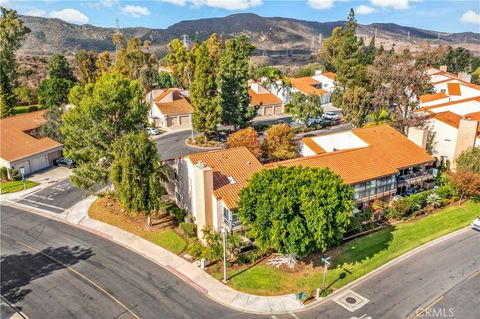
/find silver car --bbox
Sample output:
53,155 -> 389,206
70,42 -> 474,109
471,216 -> 480,231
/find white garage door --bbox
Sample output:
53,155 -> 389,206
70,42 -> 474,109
15,161 -> 31,175
31,155 -> 48,172
179,115 -> 190,126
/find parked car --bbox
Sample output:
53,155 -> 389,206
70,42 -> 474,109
54,157 -> 75,169
274,119 -> 288,125
322,112 -> 341,121
147,128 -> 161,136
471,216 -> 480,231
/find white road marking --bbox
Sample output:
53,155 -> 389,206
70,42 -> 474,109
289,313 -> 301,319
29,194 -> 54,201
18,198 -> 65,211
271,316 -> 278,319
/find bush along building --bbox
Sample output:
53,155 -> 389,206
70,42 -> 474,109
167,124 -> 435,237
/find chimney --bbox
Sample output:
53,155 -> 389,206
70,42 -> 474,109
457,72 -> 472,83
193,162 -> 213,239
314,70 -> 323,75
439,65 -> 447,72
407,127 -> 428,149
452,118 -> 479,171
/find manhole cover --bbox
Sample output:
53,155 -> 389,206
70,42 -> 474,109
333,290 -> 369,312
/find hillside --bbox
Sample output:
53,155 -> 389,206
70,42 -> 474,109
18,13 -> 480,57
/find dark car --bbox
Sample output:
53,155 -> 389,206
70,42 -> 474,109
54,157 -> 75,169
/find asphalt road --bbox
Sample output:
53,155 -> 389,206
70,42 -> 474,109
15,179 -> 88,214
1,205 -> 264,319
287,228 -> 480,319
154,130 -> 214,160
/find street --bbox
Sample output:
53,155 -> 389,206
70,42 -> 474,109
1,177 -> 479,319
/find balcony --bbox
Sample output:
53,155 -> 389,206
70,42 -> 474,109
354,188 -> 396,202
397,168 -> 435,187
223,216 -> 242,230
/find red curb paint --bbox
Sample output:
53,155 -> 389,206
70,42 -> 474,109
166,265 -> 209,294
76,224 -> 113,240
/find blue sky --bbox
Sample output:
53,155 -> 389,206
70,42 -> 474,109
2,0 -> 479,33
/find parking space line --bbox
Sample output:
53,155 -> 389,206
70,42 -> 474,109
29,194 -> 54,201
289,312 -> 301,319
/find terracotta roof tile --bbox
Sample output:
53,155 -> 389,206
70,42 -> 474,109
0,111 -> 62,161
421,96 -> 480,111
447,83 -> 461,96
187,147 -> 263,210
289,77 -> 328,96
248,88 -> 282,106
419,92 -> 449,103
322,72 -> 336,80
302,137 -> 326,155
154,89 -> 193,116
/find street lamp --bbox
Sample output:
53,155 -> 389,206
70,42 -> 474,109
221,227 -> 228,283
321,256 -> 331,292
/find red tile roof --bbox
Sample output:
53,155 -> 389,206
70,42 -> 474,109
0,111 -> 62,161
289,77 -> 328,96
248,89 -> 282,106
419,92 -> 449,103
154,89 -> 193,116
447,83 -> 461,96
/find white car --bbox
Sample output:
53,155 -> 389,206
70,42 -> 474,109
147,128 -> 161,136
322,112 -> 341,121
471,216 -> 480,231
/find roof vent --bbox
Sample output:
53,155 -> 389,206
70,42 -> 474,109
197,161 -> 206,168
246,160 -> 251,165
227,176 -> 236,184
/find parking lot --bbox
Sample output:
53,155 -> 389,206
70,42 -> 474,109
16,179 -> 87,214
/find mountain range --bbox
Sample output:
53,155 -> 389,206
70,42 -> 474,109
18,13 -> 480,57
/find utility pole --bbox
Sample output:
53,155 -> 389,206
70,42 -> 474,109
407,31 -> 410,41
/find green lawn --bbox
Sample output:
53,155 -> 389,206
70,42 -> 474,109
0,180 -> 39,194
89,197 -> 188,255
143,229 -> 187,255
219,201 -> 480,296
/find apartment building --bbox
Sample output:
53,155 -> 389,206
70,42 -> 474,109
418,67 -> 480,168
169,125 -> 434,235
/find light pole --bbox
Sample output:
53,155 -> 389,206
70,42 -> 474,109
221,228 -> 228,283
20,167 -> 25,190
321,256 -> 331,292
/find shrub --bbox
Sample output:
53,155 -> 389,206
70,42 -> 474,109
179,222 -> 197,239
187,240 -> 205,259
28,105 -> 39,112
435,183 -> 455,203
426,193 -> 442,208
346,209 -> 374,233
9,168 -> 21,181
236,249 -> 266,265
0,167 -> 8,181
164,202 -> 187,223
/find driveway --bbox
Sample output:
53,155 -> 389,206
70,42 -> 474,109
154,129 -> 215,160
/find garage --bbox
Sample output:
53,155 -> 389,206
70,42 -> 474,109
274,105 -> 283,114
179,115 -> 191,126
264,106 -> 273,116
167,116 -> 179,127
31,155 -> 48,172
14,161 -> 31,175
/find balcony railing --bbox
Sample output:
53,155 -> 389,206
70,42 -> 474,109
397,169 -> 434,186
223,217 -> 242,229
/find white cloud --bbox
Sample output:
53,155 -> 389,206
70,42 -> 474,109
88,0 -> 119,9
357,5 -> 375,15
308,0 -> 334,10
460,10 -> 480,25
0,0 -> 9,6
25,8 -> 47,17
121,5 -> 150,18
370,0 -> 409,10
50,9 -> 89,24
157,0 -> 262,10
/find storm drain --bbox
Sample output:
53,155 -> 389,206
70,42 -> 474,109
333,290 -> 370,312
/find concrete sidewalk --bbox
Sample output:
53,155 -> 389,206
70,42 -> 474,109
65,196 -> 301,314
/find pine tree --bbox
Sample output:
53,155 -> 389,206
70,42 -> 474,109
190,43 -> 222,138
217,35 -> 256,130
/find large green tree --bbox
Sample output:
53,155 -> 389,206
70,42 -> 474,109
217,35 -> 256,129
74,49 -> 98,84
37,77 -> 73,108
0,7 -> 30,118
262,124 -> 296,161
61,73 -> 148,192
190,43 -> 222,138
110,132 -> 167,226
238,166 -> 353,257
166,38 -> 197,89
40,105 -> 65,143
456,147 -> 480,174
440,46 -> 473,74
47,53 -> 76,82
288,92 -> 323,128
340,86 -> 372,128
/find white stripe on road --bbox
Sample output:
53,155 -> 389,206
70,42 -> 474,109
17,198 -> 65,211
271,316 -> 278,319
289,313 -> 301,319
29,194 -> 54,201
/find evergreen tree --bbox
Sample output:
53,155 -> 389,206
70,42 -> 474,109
238,166 -> 353,257
340,86 -> 372,128
61,73 -> 148,192
48,53 -> 76,82
0,7 -> 30,118
217,35 -> 256,129
37,77 -> 73,108
110,132 -> 167,226
40,105 -> 64,143
74,50 -> 98,84
96,51 -> 112,77
190,43 -> 222,138
288,92 -> 323,128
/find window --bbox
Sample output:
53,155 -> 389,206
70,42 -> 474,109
174,170 -> 179,182
175,192 -> 182,203
223,207 -> 241,228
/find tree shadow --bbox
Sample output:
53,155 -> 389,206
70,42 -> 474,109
1,246 -> 94,305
